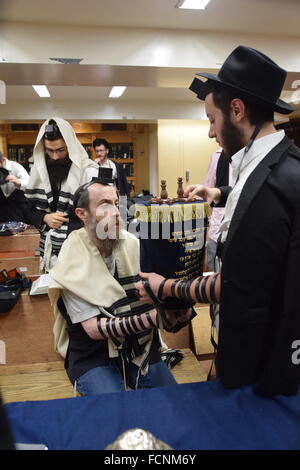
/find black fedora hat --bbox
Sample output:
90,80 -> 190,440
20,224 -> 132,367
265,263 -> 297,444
190,45 -> 294,115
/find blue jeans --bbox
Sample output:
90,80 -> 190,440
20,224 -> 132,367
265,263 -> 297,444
76,360 -> 177,396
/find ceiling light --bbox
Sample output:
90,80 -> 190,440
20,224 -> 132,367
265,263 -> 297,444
32,85 -> 50,98
176,0 -> 210,9
109,86 -> 127,98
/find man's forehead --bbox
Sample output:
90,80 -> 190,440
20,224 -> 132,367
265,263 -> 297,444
44,138 -> 66,147
88,183 -> 117,200
205,92 -> 214,108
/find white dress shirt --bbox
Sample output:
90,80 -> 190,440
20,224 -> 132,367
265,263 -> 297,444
0,158 -> 30,198
219,130 -> 285,243
204,149 -> 233,243
83,159 -> 117,187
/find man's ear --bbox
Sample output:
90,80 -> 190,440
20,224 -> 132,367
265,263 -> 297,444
75,207 -> 88,223
230,98 -> 246,123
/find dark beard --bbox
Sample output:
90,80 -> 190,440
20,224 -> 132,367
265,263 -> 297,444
221,115 -> 245,157
46,155 -> 72,188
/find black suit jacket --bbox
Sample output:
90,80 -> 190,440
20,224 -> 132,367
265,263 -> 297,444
216,150 -> 230,187
0,187 -> 40,225
216,136 -> 300,395
115,161 -> 130,196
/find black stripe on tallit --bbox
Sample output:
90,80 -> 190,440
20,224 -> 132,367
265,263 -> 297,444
118,274 -> 140,286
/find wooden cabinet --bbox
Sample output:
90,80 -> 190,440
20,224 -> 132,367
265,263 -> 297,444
7,144 -> 34,163
0,122 -> 148,195
110,142 -> 135,192
1,125 -> 37,167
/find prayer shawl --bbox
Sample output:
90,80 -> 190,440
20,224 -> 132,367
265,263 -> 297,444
25,117 -> 98,271
48,228 -> 155,389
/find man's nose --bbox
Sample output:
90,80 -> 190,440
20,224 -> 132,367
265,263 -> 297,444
208,127 -> 215,139
114,205 -> 121,218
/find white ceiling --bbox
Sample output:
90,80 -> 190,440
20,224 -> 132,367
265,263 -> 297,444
1,0 -> 300,117
1,0 -> 300,37
6,85 -> 195,101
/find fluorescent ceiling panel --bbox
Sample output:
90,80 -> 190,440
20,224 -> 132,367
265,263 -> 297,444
109,86 -> 127,98
177,0 -> 210,9
32,85 -> 50,97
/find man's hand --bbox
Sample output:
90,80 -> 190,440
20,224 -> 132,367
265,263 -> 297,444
136,272 -> 166,304
164,307 -> 192,324
183,184 -> 221,204
43,212 -> 69,229
159,307 -> 193,332
5,175 -> 21,187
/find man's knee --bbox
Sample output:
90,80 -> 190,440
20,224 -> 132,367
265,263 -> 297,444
76,366 -> 124,395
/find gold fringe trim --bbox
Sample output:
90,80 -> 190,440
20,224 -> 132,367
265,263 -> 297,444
134,201 -> 211,223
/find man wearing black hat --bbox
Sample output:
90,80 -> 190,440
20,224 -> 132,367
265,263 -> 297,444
137,46 -> 300,396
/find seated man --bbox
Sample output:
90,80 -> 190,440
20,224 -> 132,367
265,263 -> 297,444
0,151 -> 30,223
25,118 -> 98,270
48,180 -> 191,395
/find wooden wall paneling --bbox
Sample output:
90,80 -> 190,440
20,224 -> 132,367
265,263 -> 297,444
0,232 -> 40,253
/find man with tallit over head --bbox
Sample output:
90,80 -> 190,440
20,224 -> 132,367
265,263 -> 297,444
26,118 -> 98,271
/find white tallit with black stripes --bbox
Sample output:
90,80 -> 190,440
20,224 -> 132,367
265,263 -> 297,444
25,117 -> 98,271
48,227 -> 155,389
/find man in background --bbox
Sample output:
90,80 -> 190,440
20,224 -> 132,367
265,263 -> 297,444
0,151 -> 30,223
203,148 -> 231,271
91,138 -> 130,196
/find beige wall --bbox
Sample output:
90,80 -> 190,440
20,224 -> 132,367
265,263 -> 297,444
157,119 -> 219,198
134,131 -> 149,193
148,123 -> 158,196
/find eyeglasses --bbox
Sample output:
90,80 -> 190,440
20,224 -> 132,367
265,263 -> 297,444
45,147 -> 67,155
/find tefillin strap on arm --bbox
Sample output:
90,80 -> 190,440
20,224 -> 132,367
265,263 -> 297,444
169,274 -> 220,305
142,280 -> 165,307
97,311 -> 160,339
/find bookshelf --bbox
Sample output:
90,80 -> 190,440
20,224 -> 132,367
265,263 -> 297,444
79,131 -> 137,195
0,122 -> 146,195
7,144 -> 34,164
82,141 -> 135,193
